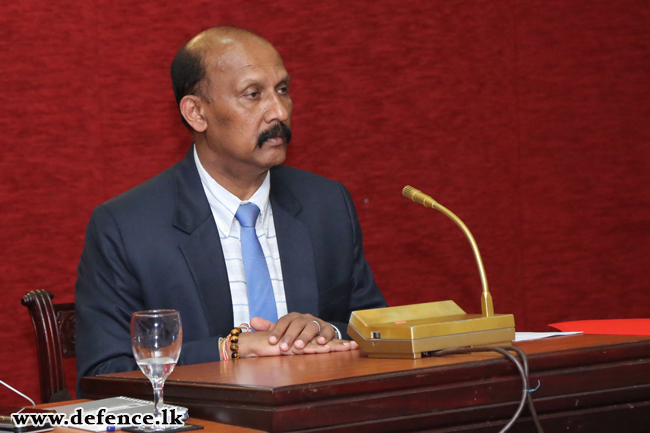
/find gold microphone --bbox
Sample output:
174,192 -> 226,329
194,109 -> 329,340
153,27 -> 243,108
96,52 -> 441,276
402,185 -> 437,208
347,186 -> 515,359
403,186 -> 493,317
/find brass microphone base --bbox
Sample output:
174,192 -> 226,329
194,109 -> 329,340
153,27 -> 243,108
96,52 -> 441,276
348,301 -> 515,359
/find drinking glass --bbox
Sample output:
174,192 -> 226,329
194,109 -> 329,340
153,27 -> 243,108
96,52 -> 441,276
131,310 -> 182,430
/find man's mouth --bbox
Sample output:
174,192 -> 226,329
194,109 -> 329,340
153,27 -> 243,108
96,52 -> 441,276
264,137 -> 284,146
257,122 -> 292,148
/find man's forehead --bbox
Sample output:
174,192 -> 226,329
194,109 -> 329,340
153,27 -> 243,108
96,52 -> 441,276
204,39 -> 287,82
186,27 -> 247,50
191,29 -> 278,62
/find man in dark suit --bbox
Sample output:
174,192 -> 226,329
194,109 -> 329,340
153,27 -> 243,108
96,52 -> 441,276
75,27 -> 386,386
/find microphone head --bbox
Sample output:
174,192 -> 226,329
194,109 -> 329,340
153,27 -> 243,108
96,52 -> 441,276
402,185 -> 437,208
402,185 -> 418,200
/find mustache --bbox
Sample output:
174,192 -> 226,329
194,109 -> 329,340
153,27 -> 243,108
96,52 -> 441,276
257,122 -> 292,148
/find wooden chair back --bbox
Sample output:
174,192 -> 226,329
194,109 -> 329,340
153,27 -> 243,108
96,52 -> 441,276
21,289 -> 75,403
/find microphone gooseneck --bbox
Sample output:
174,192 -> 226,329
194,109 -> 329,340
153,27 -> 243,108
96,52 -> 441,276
402,185 -> 494,317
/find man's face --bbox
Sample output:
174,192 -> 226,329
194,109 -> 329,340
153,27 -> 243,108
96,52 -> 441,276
197,37 -> 293,177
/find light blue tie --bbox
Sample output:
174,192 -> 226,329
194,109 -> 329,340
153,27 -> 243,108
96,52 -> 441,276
235,203 -> 278,323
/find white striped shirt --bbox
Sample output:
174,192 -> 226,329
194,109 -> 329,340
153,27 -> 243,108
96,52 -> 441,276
194,148 -> 288,326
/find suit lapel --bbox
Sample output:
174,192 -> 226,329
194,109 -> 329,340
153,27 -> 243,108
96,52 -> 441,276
171,154 -> 318,330
270,170 -> 319,316
174,148 -> 233,336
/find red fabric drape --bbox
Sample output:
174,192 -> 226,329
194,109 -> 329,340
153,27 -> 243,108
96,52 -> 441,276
1,0 -> 649,405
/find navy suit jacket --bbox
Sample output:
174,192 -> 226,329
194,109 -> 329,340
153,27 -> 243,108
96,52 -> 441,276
75,148 -> 386,387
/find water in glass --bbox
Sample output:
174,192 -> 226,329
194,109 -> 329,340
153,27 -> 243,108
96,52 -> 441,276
131,310 -> 182,431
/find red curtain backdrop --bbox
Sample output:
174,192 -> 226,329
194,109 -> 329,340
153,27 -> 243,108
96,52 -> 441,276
1,0 -> 649,405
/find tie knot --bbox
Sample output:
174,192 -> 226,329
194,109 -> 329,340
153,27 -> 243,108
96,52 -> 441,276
235,203 -> 260,228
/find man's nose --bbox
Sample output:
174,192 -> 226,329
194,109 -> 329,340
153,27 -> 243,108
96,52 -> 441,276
264,92 -> 291,124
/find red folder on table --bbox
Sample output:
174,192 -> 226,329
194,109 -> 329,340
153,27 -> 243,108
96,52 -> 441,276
549,319 -> 650,335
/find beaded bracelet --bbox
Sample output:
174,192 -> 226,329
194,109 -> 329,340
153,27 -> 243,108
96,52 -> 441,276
221,324 -> 251,361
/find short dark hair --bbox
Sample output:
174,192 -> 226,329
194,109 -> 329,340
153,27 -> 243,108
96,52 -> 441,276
170,44 -> 207,130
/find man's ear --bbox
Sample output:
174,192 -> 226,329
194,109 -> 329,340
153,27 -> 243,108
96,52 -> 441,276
180,95 -> 207,133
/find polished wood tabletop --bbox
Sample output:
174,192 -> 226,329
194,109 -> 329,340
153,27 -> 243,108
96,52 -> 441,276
88,334 -> 645,386
79,334 -> 650,432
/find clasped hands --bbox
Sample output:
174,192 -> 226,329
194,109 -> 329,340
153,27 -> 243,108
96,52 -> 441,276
231,312 -> 358,358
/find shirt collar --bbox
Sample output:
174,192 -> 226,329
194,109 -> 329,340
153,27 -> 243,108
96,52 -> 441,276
194,146 -> 271,237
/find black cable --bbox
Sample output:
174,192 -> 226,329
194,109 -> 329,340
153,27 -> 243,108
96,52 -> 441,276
432,347 -> 528,433
506,346 -> 544,433
428,346 -> 544,433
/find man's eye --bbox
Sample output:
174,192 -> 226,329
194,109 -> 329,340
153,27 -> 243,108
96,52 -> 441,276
246,92 -> 260,99
277,86 -> 289,95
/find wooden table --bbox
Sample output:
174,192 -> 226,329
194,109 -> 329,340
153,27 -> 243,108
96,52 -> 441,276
79,335 -> 650,432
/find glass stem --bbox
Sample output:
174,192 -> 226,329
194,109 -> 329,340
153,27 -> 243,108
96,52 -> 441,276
152,379 -> 165,425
